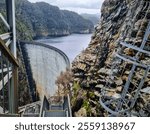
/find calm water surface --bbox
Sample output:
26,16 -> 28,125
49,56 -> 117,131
37,34 -> 92,62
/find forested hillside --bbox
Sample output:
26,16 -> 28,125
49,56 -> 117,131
0,0 -> 94,40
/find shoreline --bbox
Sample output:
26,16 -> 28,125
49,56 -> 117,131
33,32 -> 93,40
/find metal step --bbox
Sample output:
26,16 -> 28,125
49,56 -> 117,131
50,105 -> 63,110
23,113 -> 39,117
44,110 -> 67,117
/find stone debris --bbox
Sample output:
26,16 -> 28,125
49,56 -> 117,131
74,107 -> 87,117
141,87 -> 150,94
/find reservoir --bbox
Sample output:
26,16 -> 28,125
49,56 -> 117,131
24,34 -> 92,97
37,34 -> 92,62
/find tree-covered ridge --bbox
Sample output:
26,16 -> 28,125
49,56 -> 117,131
0,0 -> 94,40
81,13 -> 100,25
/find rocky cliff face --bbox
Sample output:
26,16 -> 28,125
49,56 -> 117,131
17,44 -> 32,106
71,0 -> 150,116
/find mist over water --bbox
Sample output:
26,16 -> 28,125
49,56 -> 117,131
37,34 -> 92,62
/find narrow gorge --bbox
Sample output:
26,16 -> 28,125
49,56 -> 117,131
1,0 -> 149,117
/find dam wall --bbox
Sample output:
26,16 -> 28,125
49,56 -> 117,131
20,41 -> 70,99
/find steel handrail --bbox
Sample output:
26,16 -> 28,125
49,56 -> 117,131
0,39 -> 19,67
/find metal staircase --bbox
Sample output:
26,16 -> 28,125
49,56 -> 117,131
42,95 -> 72,117
0,0 -> 18,115
100,0 -> 150,116
19,95 -> 72,117
19,101 -> 41,117
43,95 -> 72,117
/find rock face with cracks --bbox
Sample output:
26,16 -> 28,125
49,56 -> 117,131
71,0 -> 150,117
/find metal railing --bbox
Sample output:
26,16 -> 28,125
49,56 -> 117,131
39,96 -> 49,117
0,38 -> 18,114
17,94 -> 72,117
39,95 -> 72,117
18,101 -> 41,117
63,95 -> 72,117
0,0 -> 18,115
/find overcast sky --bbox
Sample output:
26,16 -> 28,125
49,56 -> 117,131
28,0 -> 104,14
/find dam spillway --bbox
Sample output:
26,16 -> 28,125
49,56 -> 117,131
21,42 -> 70,98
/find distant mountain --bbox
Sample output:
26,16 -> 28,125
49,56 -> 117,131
81,13 -> 100,25
0,0 -> 94,40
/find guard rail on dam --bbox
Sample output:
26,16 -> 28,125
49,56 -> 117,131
19,41 -> 70,100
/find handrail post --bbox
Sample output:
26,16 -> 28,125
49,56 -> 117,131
5,0 -> 18,114
6,0 -> 16,58
67,94 -> 72,117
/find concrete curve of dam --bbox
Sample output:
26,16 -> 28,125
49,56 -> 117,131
20,41 -> 70,99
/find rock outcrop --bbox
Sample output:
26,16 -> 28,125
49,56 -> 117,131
71,0 -> 150,116
17,43 -> 32,106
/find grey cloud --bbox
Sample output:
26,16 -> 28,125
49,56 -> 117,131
29,0 -> 56,3
54,0 -> 103,9
28,0 -> 104,9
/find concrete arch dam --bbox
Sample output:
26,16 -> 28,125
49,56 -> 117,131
20,41 -> 70,99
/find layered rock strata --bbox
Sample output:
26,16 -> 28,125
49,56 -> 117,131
71,0 -> 150,117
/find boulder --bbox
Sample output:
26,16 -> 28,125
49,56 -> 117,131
116,86 -> 122,92
115,78 -> 123,86
74,108 -> 87,117
95,84 -> 104,89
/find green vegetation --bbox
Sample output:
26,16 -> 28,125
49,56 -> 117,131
73,81 -> 81,94
0,0 -> 94,40
82,100 -> 91,116
16,19 -> 33,40
71,81 -> 82,107
88,91 -> 95,99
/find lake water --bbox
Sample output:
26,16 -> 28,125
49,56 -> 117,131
37,34 -> 92,62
